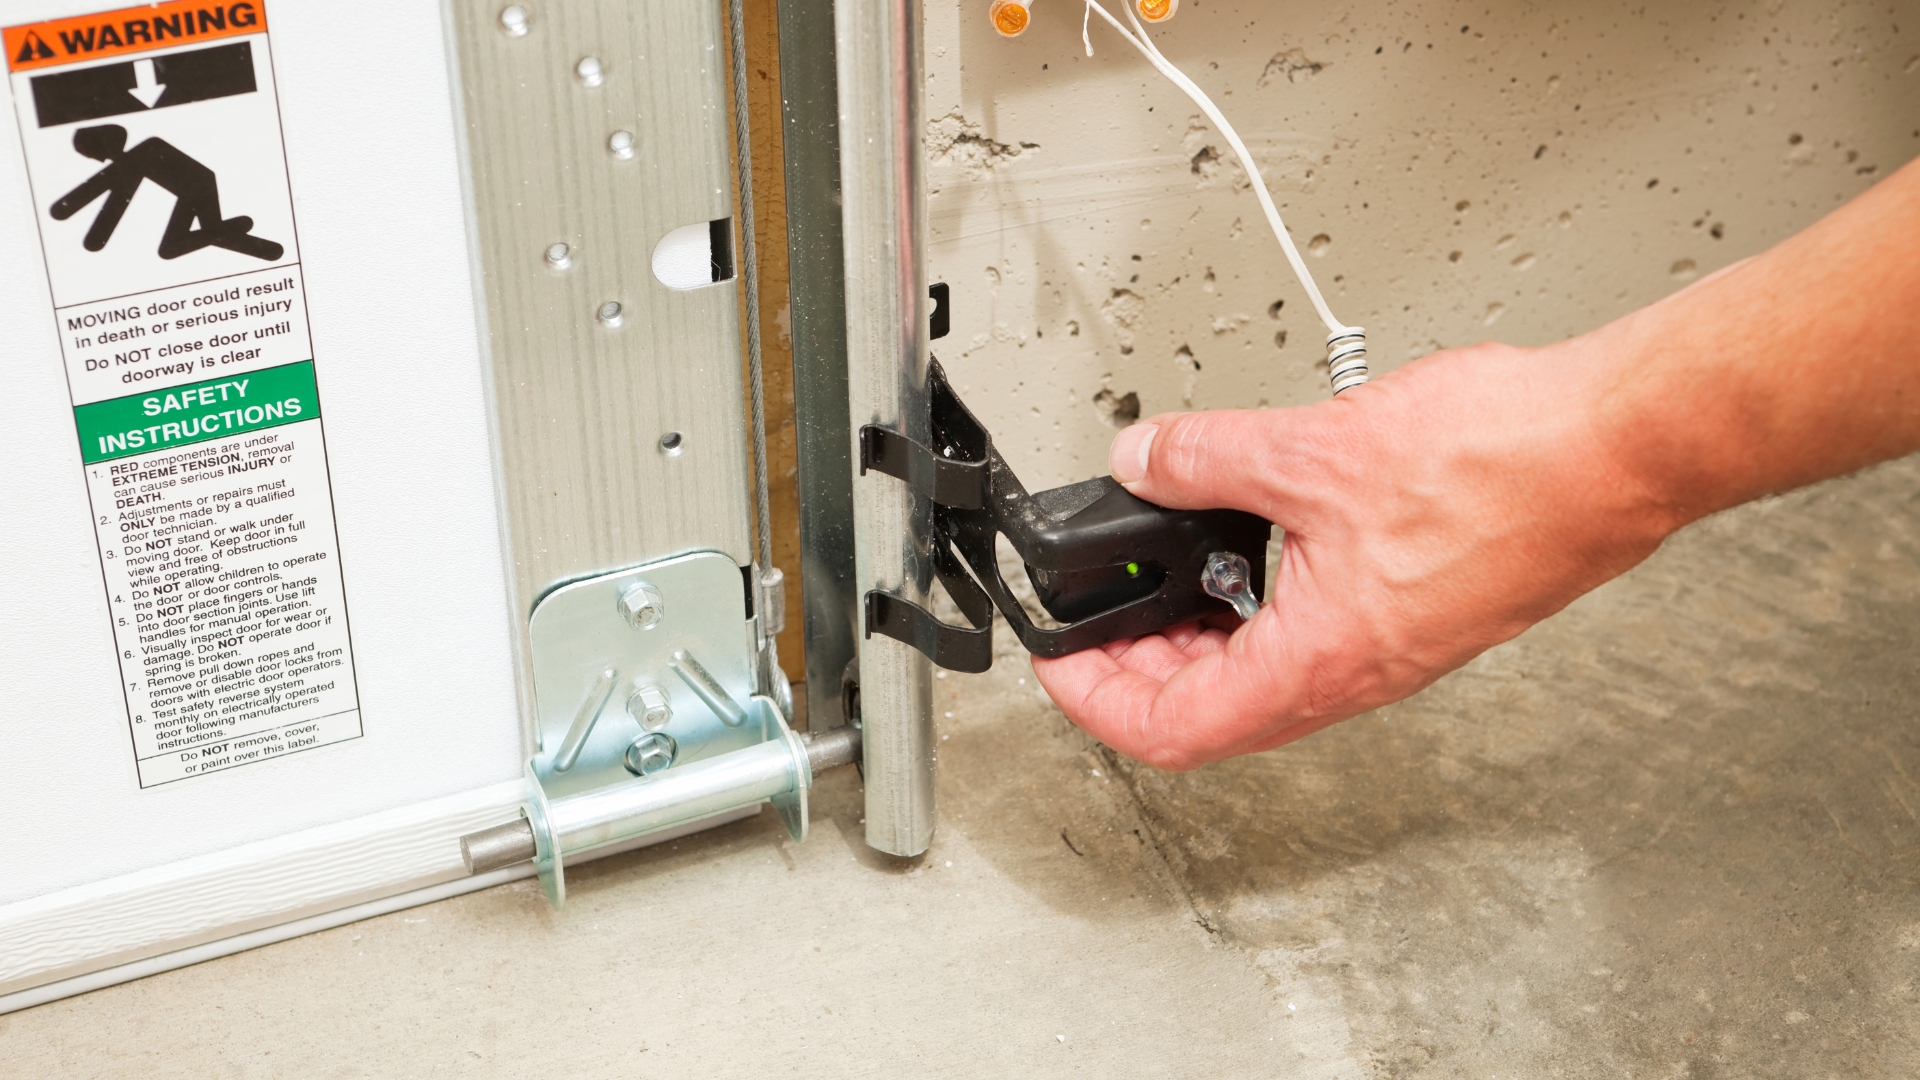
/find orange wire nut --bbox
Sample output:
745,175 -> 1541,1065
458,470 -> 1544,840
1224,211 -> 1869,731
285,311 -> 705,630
990,0 -> 1032,37
1135,0 -> 1177,22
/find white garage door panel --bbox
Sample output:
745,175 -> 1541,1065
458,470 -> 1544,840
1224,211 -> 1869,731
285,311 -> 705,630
0,0 -> 520,926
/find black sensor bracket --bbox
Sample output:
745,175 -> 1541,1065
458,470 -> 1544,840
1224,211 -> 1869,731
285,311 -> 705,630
859,358 -> 1269,672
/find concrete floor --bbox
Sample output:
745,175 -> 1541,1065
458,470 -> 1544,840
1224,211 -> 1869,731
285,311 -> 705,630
5,458 -> 1917,1077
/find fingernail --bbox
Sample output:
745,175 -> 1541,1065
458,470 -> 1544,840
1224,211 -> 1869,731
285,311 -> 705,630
1110,423 -> 1157,485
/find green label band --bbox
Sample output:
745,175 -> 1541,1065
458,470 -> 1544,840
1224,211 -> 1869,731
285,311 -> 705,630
75,361 -> 319,464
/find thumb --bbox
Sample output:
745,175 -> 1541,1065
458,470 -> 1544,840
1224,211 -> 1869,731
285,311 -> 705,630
1109,409 -> 1293,516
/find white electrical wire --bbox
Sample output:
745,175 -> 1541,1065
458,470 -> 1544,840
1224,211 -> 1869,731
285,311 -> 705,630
1081,1 -> 1355,340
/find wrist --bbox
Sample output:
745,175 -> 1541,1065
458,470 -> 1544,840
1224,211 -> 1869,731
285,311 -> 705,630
1536,331 -> 1699,552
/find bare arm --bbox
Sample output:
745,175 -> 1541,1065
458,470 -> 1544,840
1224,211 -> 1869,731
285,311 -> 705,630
1033,156 -> 1920,771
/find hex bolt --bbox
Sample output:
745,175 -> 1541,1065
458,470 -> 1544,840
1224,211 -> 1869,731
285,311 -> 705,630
498,5 -> 529,36
597,301 -> 623,326
623,731 -> 677,776
575,56 -> 604,87
544,242 -> 571,268
617,581 -> 664,630
626,684 -> 672,731
607,130 -> 636,159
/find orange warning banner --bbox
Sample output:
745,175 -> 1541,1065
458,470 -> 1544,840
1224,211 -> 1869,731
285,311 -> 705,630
5,1 -> 266,74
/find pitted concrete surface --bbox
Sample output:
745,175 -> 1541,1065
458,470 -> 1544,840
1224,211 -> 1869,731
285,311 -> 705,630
923,0 -> 1917,489
5,459 -> 1916,1076
1111,458 -> 1920,1077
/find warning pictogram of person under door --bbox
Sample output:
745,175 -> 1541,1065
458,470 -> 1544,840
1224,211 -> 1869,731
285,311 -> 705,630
6,1 -> 365,789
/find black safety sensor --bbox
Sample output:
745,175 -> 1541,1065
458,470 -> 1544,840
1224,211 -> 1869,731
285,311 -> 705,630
859,359 -> 1269,672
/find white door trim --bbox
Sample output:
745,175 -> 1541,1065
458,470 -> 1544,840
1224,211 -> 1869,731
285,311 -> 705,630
0,779 -> 755,1013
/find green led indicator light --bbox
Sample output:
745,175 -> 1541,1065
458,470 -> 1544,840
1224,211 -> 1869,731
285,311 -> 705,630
1126,562 -> 1140,576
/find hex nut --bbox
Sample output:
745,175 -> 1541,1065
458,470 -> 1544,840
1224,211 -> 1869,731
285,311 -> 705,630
617,581 -> 664,630
624,732 -> 676,776
626,684 -> 672,731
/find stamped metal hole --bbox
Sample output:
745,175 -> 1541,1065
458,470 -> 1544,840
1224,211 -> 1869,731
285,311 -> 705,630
659,431 -> 684,456
650,219 -> 734,290
597,301 -> 622,326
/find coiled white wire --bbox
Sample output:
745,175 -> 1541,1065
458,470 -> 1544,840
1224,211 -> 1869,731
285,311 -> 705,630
1080,1 -> 1366,385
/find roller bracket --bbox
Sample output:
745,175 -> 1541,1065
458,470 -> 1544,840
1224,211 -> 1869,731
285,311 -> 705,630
454,551 -> 861,906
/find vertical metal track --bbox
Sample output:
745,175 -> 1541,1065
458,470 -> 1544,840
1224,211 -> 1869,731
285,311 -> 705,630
776,0 -> 858,731
835,0 -> 935,855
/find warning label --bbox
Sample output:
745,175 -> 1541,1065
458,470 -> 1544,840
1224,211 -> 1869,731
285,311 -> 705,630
8,0 -> 361,786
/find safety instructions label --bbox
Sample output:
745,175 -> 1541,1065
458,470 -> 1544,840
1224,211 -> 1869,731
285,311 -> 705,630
8,1 -> 361,786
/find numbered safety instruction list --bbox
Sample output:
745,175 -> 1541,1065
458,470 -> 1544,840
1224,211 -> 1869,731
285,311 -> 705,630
7,0 -> 361,786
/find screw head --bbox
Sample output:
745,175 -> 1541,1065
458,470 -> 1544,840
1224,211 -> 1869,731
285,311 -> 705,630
617,581 -> 664,630
575,56 -> 604,87
624,732 -> 677,776
607,130 -> 636,159
626,685 -> 672,731
498,5 -> 529,36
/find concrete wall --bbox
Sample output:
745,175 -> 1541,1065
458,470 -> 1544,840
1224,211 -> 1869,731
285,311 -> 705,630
924,0 -> 1919,490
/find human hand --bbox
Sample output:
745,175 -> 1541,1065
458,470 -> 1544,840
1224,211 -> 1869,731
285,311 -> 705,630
1031,340 -> 1680,770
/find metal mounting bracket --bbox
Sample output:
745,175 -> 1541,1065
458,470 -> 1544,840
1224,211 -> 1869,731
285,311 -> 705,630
860,360 -> 1270,670
508,550 -> 811,906
857,425 -> 987,509
862,534 -> 995,673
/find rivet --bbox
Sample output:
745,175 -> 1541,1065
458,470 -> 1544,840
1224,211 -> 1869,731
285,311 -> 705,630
575,56 -> 604,87
597,301 -> 622,326
498,5 -> 529,36
607,130 -> 636,159
545,242 -> 571,268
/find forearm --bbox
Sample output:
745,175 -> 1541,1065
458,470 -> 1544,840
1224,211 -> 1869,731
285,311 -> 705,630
1584,156 -> 1920,528
1038,155 -> 1920,770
